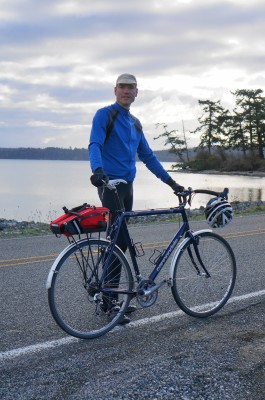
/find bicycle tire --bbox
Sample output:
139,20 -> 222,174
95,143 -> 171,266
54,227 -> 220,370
171,231 -> 236,317
48,238 -> 133,339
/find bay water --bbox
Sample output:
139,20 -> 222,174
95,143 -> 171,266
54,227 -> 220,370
0,159 -> 264,223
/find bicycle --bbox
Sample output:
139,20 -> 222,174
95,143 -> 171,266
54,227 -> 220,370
46,180 -> 236,339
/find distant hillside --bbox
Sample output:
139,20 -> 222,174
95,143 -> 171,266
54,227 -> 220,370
0,147 -> 87,160
0,147 -> 179,162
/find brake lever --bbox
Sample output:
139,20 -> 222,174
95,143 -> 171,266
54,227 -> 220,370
219,187 -> 229,200
176,189 -> 192,206
187,192 -> 192,206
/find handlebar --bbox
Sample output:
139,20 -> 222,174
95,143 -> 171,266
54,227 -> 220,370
176,187 -> 229,207
101,179 -> 229,207
193,187 -> 228,199
104,180 -> 228,198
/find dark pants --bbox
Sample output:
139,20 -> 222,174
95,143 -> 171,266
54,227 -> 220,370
98,182 -> 133,309
98,182 -> 133,252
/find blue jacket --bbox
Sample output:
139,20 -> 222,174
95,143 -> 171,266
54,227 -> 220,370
89,102 -> 170,183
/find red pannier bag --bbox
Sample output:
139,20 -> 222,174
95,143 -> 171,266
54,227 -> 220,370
50,203 -> 110,236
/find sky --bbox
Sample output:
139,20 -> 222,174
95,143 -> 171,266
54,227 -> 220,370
1,0 -> 265,150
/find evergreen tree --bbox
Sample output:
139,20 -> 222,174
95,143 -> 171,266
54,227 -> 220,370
219,111 -> 249,156
192,100 -> 228,154
233,89 -> 265,159
154,123 -> 187,162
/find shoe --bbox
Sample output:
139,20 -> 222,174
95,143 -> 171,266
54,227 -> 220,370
107,305 -> 131,325
118,301 -> 137,314
100,301 -> 137,314
125,304 -> 137,314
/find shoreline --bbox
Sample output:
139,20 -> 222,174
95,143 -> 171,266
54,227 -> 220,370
169,169 -> 265,177
1,200 -> 264,238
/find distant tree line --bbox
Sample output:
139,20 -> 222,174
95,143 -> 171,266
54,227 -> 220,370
0,147 -> 176,162
0,147 -> 88,160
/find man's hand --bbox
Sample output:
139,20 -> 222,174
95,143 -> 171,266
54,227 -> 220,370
166,177 -> 184,194
90,168 -> 109,187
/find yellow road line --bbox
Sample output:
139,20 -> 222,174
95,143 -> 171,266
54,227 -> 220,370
0,254 -> 57,268
0,254 -> 58,263
0,229 -> 264,268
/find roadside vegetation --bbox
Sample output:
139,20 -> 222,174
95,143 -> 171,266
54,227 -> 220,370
1,201 -> 265,238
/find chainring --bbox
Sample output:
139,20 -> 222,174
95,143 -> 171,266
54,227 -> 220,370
136,280 -> 158,308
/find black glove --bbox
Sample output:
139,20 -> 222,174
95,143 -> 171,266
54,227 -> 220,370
166,177 -> 184,194
90,168 -> 109,187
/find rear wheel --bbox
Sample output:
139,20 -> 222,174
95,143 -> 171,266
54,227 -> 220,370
171,232 -> 236,317
48,238 -> 133,339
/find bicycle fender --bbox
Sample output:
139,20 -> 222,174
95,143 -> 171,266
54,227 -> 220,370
169,229 -> 212,282
46,238 -> 110,289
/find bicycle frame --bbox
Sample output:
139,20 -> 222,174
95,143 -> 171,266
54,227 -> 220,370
100,205 -> 191,289
98,180 -> 228,294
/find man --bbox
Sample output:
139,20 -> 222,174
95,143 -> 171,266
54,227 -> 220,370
89,73 -> 184,323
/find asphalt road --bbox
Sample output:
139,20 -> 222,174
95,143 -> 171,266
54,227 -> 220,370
1,214 -> 265,399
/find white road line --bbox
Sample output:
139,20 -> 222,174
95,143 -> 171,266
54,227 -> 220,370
0,337 -> 79,362
1,289 -> 265,362
228,289 -> 265,303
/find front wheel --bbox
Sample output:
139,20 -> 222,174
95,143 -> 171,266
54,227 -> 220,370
48,238 -> 133,339
171,231 -> 236,317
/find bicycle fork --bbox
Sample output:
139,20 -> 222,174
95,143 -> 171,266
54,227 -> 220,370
187,234 -> 211,278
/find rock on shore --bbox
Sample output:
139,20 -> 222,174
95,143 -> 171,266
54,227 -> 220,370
0,219 -> 51,236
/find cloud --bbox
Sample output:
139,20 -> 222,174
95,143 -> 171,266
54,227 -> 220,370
0,0 -> 265,149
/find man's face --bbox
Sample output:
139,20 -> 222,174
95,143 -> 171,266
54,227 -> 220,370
114,83 -> 138,109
